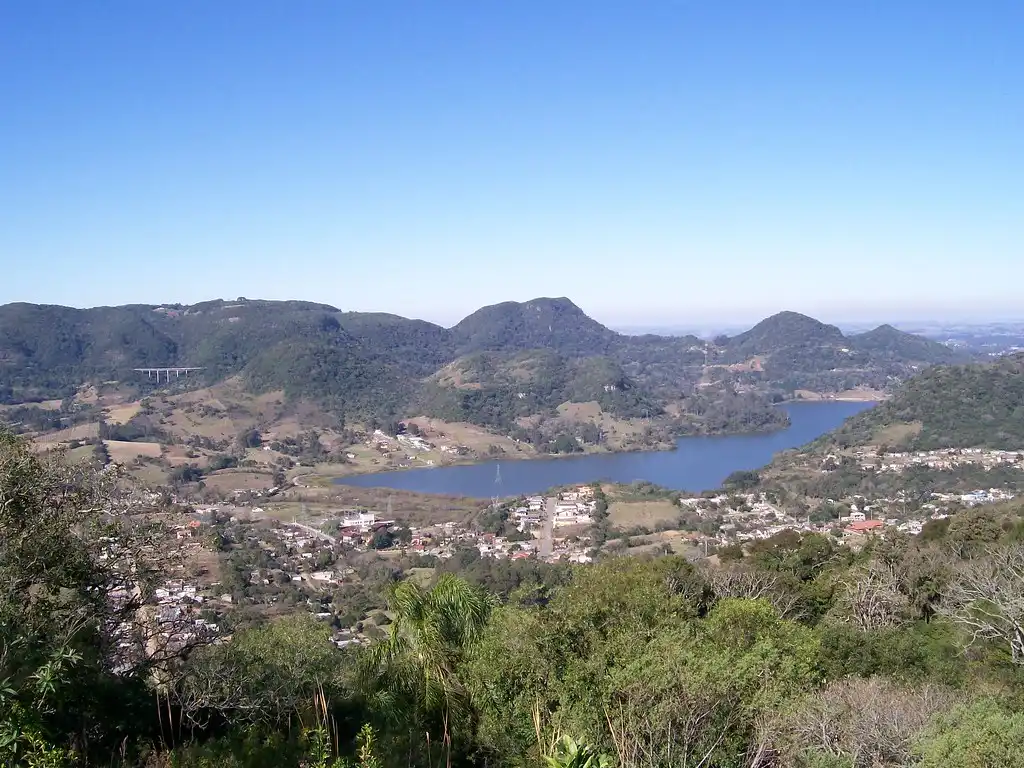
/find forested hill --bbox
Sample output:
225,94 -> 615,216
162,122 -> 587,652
724,311 -> 846,357
848,324 -> 968,364
808,353 -> 1024,452
720,311 -> 970,366
0,298 -> 969,434
450,297 -> 618,356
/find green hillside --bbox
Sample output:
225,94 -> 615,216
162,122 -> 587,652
0,297 -> 971,441
714,311 -> 971,393
725,311 -> 845,358
450,297 -> 617,356
849,324 -> 970,365
816,354 -> 1024,451
416,350 -> 658,431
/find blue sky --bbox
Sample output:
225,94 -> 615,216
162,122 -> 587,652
1,2 -> 1021,327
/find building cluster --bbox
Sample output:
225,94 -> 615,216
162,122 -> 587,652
851,447 -> 1024,473
151,578 -> 219,651
366,428 -> 468,466
678,484 -> 1017,550
510,486 -> 597,530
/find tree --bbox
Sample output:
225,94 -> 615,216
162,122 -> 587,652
777,678 -> 956,768
945,508 -> 1003,556
914,698 -> 1024,767
359,575 -> 495,764
236,428 -> 262,451
722,469 -> 760,492
175,616 -> 340,728
0,431 -> 187,760
937,544 -> 1024,663
831,561 -> 910,631
704,564 -> 804,619
603,600 -> 819,767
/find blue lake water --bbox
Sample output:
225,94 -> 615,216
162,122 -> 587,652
336,401 -> 874,498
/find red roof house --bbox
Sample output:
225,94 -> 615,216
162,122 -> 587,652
846,519 -> 884,534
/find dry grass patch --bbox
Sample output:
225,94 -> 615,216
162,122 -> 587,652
553,401 -> 653,451
5,399 -> 65,412
37,423 -> 100,444
127,463 -> 169,488
794,388 -> 887,402
105,402 -> 142,425
872,421 -> 922,448
105,440 -> 162,462
330,485 -> 483,528
430,362 -> 483,390
556,401 -> 603,420
202,471 -> 275,493
406,417 -> 531,457
834,388 -> 887,402
608,499 -> 680,530
261,486 -> 482,529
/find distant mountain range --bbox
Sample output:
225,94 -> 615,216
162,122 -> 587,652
0,297 -> 972,442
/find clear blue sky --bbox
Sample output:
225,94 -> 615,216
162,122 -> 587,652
1,2 -> 1021,327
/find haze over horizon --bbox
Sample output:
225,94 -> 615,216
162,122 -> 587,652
2,3 -> 1021,326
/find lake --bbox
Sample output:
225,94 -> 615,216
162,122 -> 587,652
336,401 -> 874,498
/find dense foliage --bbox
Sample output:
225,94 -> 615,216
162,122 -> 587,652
6,431 -> 1024,767
815,354 -> 1024,451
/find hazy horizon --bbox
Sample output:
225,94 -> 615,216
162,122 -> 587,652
2,3 -> 1021,324
2,293 -> 1022,336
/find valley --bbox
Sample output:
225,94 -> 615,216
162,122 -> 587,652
0,296 -> 964,495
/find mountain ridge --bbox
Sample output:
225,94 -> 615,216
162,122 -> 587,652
0,298 -> 970,444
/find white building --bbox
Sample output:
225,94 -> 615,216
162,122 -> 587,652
339,511 -> 376,530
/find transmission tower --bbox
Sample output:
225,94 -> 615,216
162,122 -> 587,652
492,464 -> 503,514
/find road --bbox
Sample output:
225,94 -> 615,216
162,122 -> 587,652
539,497 -> 555,559
284,520 -> 337,545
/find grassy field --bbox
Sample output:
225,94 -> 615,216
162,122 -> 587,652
202,470 -> 275,494
263,484 -> 483,528
105,402 -> 142,425
35,423 -> 99,447
607,499 -> 680,530
794,388 -> 888,402
871,421 -> 923,448
64,445 -> 97,464
607,529 -> 703,558
407,416 -> 532,457
129,462 -> 170,488
104,440 -> 162,462
554,401 -> 658,451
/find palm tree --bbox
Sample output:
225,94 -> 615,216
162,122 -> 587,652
360,574 -> 495,767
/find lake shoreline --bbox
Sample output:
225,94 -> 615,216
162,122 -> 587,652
314,416 -> 801,480
331,401 -> 877,499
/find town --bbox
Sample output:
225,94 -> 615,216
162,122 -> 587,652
142,469 -> 1021,655
850,446 -> 1024,473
